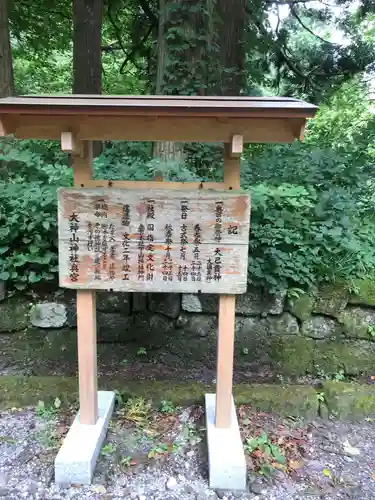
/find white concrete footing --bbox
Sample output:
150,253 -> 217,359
55,391 -> 115,485
205,393 -> 247,491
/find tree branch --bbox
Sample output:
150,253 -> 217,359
119,23 -> 155,74
290,6 -> 338,45
106,1 -> 128,56
139,0 -> 157,24
17,0 -> 71,21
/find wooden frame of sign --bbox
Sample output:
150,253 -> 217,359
0,95 -> 316,428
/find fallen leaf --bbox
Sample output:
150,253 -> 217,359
343,439 -> 360,456
372,474 -> 375,481
92,485 -> 107,494
289,459 -> 305,470
323,468 -> 332,478
56,425 -> 68,438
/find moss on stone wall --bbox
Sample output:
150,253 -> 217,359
349,279 -> 375,307
269,336 -> 314,375
313,340 -> 375,376
0,376 -> 318,417
323,381 -> 375,418
0,298 -> 30,333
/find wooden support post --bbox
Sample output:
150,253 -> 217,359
0,119 -> 7,137
77,290 -> 98,424
61,131 -> 81,155
72,141 -> 98,425
230,134 -> 244,158
215,142 -> 241,428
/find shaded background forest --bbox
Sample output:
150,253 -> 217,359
1,0 -> 375,294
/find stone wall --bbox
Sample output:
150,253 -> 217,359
1,280 -> 375,377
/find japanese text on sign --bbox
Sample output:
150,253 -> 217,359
58,188 -> 251,294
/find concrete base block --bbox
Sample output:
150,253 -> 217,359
205,393 -> 247,491
55,390 -> 115,485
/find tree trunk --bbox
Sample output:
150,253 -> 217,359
153,0 -> 214,164
153,0 -> 183,164
0,0 -> 14,97
216,0 -> 247,96
73,0 -> 102,94
73,0 -> 103,156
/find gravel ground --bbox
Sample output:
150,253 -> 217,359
0,403 -> 374,500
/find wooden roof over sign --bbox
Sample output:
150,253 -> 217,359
0,94 -> 317,143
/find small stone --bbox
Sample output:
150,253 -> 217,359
138,496 -> 147,500
184,484 -> 196,495
179,408 -> 191,423
186,450 -> 195,458
0,489 -> 9,498
166,476 -> 178,490
0,472 -> 8,488
59,483 -> 71,490
182,294 -> 202,313
207,492 -> 219,500
178,474 -> 185,481
92,484 -> 107,494
216,490 -> 226,499
249,480 -> 263,495
26,481 -> 39,495
30,302 -> 67,328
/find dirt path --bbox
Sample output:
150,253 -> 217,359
0,401 -> 374,499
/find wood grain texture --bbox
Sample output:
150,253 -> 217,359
58,188 -> 251,294
77,289 -> 98,425
9,115 -> 302,143
215,144 -> 241,428
215,294 -> 236,428
72,141 -> 98,426
76,180 -> 227,190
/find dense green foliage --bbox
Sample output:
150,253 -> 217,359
1,79 -> 375,292
243,80 -> 375,291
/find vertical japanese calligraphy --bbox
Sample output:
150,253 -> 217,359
59,188 -> 250,293
137,224 -> 145,281
191,224 -> 202,282
146,200 -> 155,281
122,232 -> 131,281
93,222 -> 101,280
214,201 -> 223,243
87,222 -> 93,252
94,198 -> 108,218
109,223 -> 116,280
68,212 -> 80,282
121,204 -> 131,226
180,199 -> 189,220
101,223 -> 108,271
162,224 -> 173,281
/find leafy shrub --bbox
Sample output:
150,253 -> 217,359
247,183 -> 375,292
0,182 -> 59,287
0,139 -> 71,289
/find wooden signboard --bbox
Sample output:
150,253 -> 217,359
58,188 -> 251,294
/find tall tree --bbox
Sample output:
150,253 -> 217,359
0,0 -> 14,97
153,0 -> 216,162
73,0 -> 102,94
216,0 -> 248,96
73,0 -> 103,156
